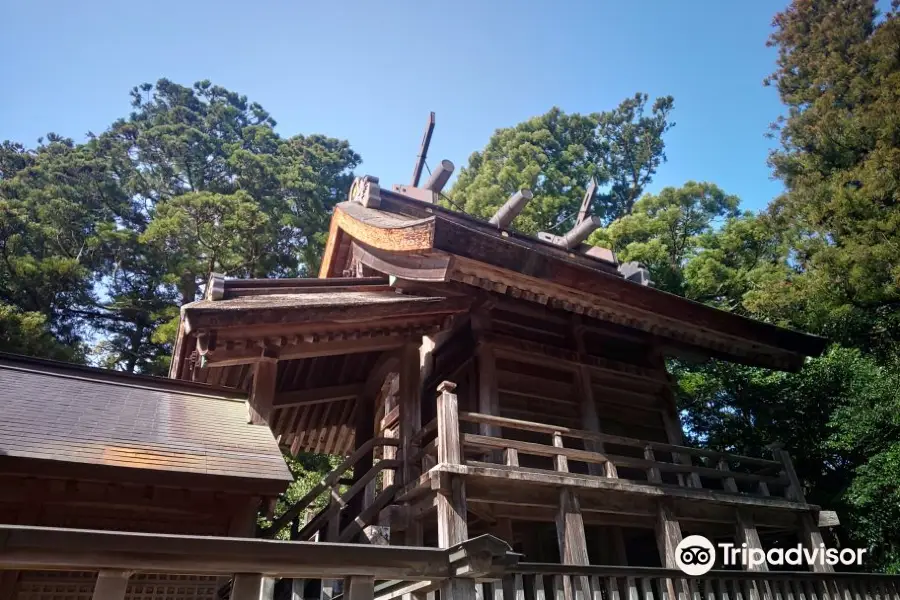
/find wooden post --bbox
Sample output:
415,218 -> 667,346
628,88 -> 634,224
736,510 -> 770,600
437,381 -> 461,465
552,432 -> 569,473
435,381 -> 466,551
769,442 -> 805,502
321,497 -> 342,600
343,576 -> 375,600
735,510 -> 768,571
718,457 -> 739,493
476,342 -> 502,464
232,574 -> 268,600
556,489 -> 589,565
399,342 -> 422,486
576,366 -> 617,478
644,446 -> 662,483
799,513 -> 835,573
655,500 -> 687,600
437,472 -> 468,549
556,488 -> 590,600
249,357 -> 278,426
92,571 -> 131,600
441,578 -> 477,600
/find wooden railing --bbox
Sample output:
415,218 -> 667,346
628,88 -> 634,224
0,525 -> 514,600
497,564 -> 900,600
262,436 -> 401,540
2,525 -> 897,600
428,381 -> 803,502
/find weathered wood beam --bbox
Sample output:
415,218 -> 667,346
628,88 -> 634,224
249,358 -> 278,426
655,500 -> 687,600
0,525 -> 453,579
273,384 -> 363,408
204,338 -> 409,368
437,473 -> 468,549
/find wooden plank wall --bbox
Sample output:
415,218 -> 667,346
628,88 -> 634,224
484,303 -> 672,474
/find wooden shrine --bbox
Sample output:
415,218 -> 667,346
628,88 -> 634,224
2,122 -> 897,600
167,164 -> 832,577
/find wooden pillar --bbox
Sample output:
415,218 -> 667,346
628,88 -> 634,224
92,571 -> 131,600
249,357 -> 278,426
437,381 -> 461,465
655,500 -> 687,600
800,513 -> 835,573
736,510 -> 769,600
735,510 -> 768,571
232,574 -> 265,600
435,380 -> 468,551
399,342 -> 422,487
556,489 -> 590,598
291,579 -> 306,600
770,443 -> 804,502
655,500 -> 682,568
321,496 -> 343,599
556,489 -> 589,565
437,472 -> 468,549
770,443 -> 833,574
476,343 -> 500,436
576,366 -> 617,478
343,576 -> 375,600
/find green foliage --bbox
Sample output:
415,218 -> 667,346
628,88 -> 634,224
0,79 -> 360,370
449,94 -> 673,234
759,0 -> 900,356
676,347 -> 900,571
591,182 -> 739,295
257,452 -> 343,540
0,302 -> 81,361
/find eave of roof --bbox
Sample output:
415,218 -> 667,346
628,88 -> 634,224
319,186 -> 828,368
0,353 -> 293,489
0,352 -> 247,400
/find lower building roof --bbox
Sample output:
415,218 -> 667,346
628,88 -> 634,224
0,353 -> 293,494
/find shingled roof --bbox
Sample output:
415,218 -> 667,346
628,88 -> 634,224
0,353 -> 292,493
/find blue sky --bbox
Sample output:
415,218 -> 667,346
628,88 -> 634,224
0,0 -> 791,212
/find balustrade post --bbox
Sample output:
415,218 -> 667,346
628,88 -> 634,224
553,432 -> 569,473
644,446 -> 662,483
768,442 -> 805,503
343,576 -> 375,600
437,381 -> 461,465
231,574 -> 266,600
91,570 -> 131,600
718,457 -> 739,493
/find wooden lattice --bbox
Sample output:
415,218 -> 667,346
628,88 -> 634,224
15,572 -> 219,600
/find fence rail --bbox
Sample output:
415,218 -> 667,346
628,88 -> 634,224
448,409 -> 796,501
497,564 -> 900,600
1,525 -> 897,600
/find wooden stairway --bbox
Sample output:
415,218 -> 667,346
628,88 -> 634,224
261,436 -> 402,544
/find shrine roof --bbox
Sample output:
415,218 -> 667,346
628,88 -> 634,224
315,178 -> 827,371
0,353 -> 292,493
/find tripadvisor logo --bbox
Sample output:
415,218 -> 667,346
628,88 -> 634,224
675,535 -> 866,575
